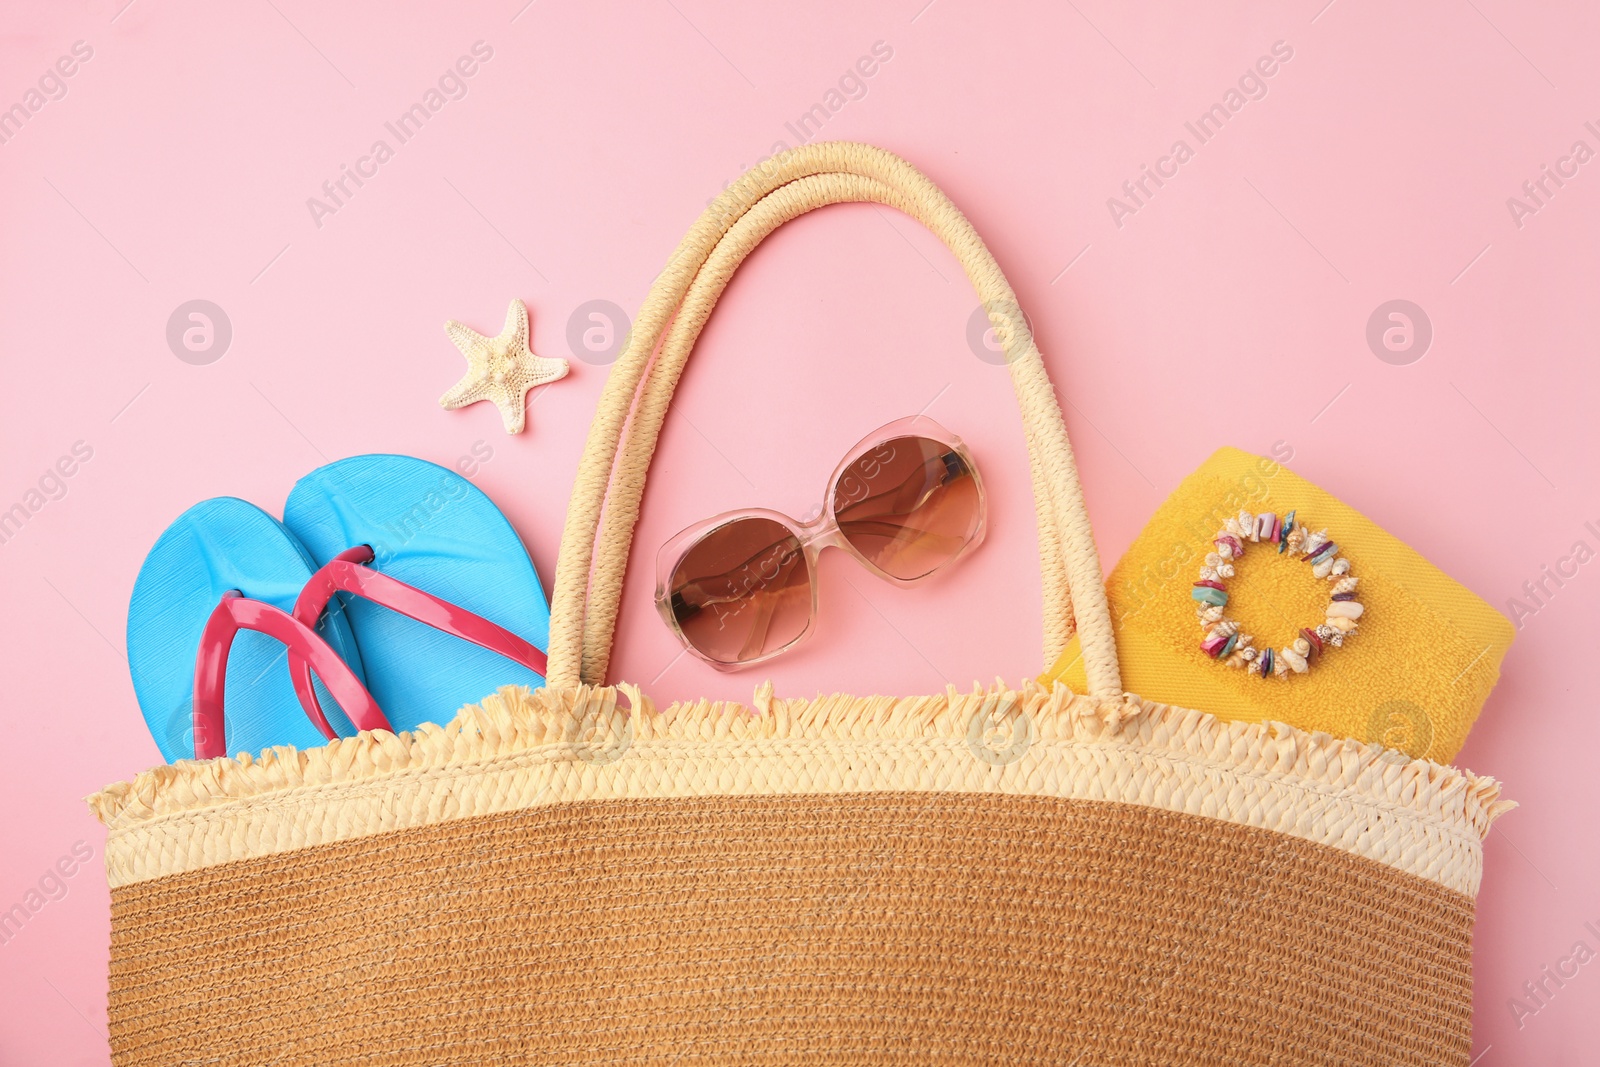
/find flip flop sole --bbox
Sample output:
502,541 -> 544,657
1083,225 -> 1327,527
128,498 -> 366,762
283,455 -> 550,732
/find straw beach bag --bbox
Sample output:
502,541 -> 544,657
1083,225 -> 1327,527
91,143 -> 1509,1066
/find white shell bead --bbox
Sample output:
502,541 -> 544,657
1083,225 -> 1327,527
1326,601 -> 1364,619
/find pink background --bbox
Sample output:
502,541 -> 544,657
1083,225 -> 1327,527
3,0 -> 1597,1061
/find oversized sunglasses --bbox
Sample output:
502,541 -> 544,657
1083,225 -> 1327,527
656,416 -> 986,669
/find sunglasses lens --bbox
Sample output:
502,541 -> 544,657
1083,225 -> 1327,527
832,436 -> 981,581
666,516 -> 812,665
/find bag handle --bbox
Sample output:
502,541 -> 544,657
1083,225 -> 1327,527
546,142 -> 1122,700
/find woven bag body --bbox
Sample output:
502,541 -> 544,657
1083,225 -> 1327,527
92,143 -> 1508,1067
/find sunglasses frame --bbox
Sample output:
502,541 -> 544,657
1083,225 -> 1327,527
654,415 -> 987,671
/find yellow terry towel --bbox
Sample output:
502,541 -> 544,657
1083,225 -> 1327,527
1045,448 -> 1513,762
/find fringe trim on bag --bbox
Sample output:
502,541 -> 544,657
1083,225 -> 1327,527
89,680 -> 1511,837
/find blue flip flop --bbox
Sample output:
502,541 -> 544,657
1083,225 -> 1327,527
128,498 -> 369,762
282,454 -> 550,733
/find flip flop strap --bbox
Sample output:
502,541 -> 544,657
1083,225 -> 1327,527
285,547 -> 551,731
192,593 -> 389,760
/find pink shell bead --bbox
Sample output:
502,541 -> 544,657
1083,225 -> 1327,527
1215,535 -> 1244,557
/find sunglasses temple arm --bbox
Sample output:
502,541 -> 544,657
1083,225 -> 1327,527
736,591 -> 782,662
672,539 -> 805,611
836,519 -> 966,550
837,453 -> 960,519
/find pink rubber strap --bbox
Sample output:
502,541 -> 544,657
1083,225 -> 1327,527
287,546 -> 550,729
191,592 -> 390,760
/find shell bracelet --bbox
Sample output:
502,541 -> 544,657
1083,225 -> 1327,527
1191,509 -> 1364,679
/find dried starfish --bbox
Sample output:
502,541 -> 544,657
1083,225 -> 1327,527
439,298 -> 568,434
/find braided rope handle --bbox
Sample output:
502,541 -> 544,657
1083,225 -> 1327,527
546,142 -> 1122,700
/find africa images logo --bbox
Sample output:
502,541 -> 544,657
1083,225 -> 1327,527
1106,40 -> 1294,228
1505,120 -> 1600,230
0,841 -> 95,949
305,41 -> 495,229
0,441 -> 94,548
0,40 -> 94,148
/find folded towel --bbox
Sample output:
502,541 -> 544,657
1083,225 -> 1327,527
1044,447 -> 1513,761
